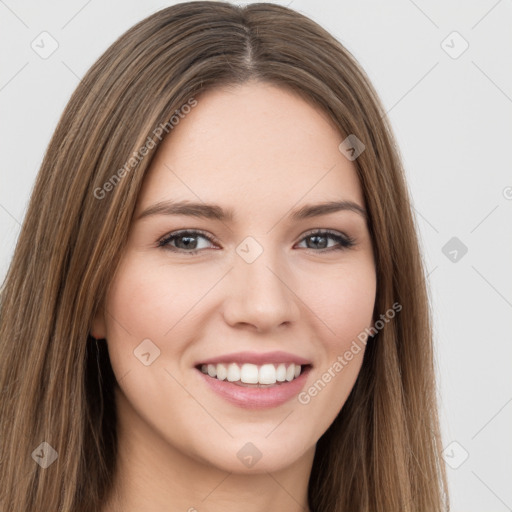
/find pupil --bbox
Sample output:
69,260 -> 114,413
179,236 -> 197,249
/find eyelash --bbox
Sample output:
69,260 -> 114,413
157,229 -> 356,255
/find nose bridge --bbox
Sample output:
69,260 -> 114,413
225,234 -> 299,327
236,234 -> 287,296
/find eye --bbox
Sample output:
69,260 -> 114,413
158,229 -> 355,255
295,229 -> 355,252
157,230 -> 217,255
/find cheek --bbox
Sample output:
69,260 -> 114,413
295,258 -> 375,411
104,256 -> 206,342
301,258 -> 377,346
105,269 -> 164,339
102,255 -> 226,384
296,266 -> 375,430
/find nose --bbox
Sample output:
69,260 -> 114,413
222,243 -> 301,331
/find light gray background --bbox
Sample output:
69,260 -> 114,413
1,1 -> 511,510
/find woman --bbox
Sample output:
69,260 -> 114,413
0,2 -> 449,511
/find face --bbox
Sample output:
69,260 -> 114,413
93,81 -> 376,474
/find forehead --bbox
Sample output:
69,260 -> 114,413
136,82 -> 365,219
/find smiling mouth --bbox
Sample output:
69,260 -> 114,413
195,362 -> 312,387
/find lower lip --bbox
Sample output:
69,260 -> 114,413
195,366 -> 312,409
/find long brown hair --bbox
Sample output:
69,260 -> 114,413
0,2 -> 449,510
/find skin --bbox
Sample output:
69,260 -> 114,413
94,80 -> 377,512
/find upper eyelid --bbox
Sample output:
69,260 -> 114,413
160,229 -> 218,244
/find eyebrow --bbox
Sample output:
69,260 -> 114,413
136,199 -> 367,222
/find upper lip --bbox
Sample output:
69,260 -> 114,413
195,351 -> 312,367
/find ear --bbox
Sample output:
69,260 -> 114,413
91,304 -> 107,339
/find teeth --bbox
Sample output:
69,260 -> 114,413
227,363 -> 240,382
199,362 -> 304,385
259,364 -> 276,384
276,363 -> 286,382
216,363 -> 228,381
